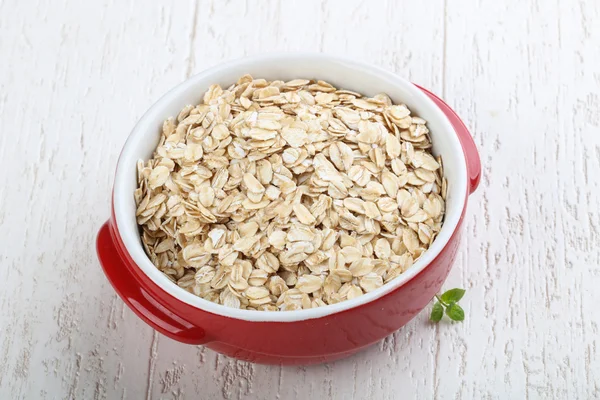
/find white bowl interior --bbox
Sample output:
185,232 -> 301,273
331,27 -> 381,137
113,54 -> 467,322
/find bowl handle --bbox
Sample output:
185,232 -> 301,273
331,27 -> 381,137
96,221 -> 209,344
416,85 -> 481,194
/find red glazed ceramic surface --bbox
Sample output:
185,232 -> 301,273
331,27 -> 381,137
96,85 -> 479,365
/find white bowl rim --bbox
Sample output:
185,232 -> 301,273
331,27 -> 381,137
112,52 -> 468,322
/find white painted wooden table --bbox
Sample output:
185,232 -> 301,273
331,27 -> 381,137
2,0 -> 599,398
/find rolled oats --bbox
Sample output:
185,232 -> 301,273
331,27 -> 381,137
136,75 -> 446,311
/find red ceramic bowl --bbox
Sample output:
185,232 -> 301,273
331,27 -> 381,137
96,54 -> 481,365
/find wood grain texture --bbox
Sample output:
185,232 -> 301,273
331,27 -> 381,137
1,0 -> 599,398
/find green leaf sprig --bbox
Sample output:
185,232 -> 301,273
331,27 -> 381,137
430,288 -> 466,322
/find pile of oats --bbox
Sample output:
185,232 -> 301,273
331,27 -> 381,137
135,75 -> 446,311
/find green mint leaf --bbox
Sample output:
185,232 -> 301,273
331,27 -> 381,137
445,303 -> 465,321
440,288 -> 466,304
430,302 -> 444,322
